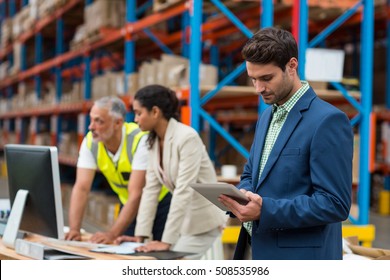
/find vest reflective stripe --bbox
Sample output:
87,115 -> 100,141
86,123 -> 169,204
158,184 -> 170,201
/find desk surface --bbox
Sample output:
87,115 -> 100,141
0,234 -> 155,260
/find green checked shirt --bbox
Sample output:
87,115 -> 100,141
243,81 -> 310,237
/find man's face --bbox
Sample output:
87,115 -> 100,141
246,60 -> 296,106
88,105 -> 117,143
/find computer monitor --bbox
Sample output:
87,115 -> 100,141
2,144 -> 64,248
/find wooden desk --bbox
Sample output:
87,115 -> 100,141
0,234 -> 155,260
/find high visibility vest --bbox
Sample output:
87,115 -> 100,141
86,122 -> 169,204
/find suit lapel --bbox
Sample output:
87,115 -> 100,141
162,119 -> 177,182
255,89 -> 316,191
152,139 -> 164,184
252,108 -> 272,187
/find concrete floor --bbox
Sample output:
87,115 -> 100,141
370,212 -> 390,249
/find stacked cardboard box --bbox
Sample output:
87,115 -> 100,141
0,61 -> 10,80
92,71 -> 126,100
11,7 -> 30,40
58,132 -> 79,158
381,122 -> 390,165
153,0 -> 184,12
34,133 -> 52,146
38,0 -> 67,18
84,0 -> 126,36
0,98 -> 7,114
9,43 -> 21,75
343,236 -> 390,260
69,24 -> 87,51
138,54 -> 218,90
282,0 -> 386,8
61,82 -> 83,104
0,18 -> 12,48
85,191 -> 120,229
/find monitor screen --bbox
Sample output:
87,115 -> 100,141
3,144 -> 64,248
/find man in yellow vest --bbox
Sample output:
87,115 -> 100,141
65,96 -> 171,244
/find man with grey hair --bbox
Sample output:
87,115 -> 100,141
66,96 -> 171,244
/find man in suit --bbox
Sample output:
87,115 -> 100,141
219,27 -> 353,260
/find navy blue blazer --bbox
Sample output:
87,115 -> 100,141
235,87 -> 353,260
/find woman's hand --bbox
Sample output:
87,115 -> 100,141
135,241 -> 171,252
65,229 -> 82,241
89,231 -> 116,244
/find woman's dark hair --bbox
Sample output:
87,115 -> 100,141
242,27 -> 298,71
134,84 -> 180,149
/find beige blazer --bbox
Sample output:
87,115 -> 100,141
135,118 -> 227,245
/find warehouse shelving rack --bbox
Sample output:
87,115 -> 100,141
0,0 -> 189,165
0,0 -> 388,245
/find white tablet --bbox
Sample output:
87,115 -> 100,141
189,183 -> 249,211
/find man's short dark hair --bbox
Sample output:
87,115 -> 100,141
241,27 -> 298,71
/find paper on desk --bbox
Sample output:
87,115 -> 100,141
90,242 -> 144,255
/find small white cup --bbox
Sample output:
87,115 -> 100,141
221,165 -> 237,178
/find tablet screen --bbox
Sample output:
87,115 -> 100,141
190,183 -> 249,211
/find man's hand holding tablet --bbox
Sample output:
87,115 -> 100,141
190,183 -> 249,211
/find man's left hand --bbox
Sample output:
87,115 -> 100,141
219,189 -> 262,222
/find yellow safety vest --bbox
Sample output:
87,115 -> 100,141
86,122 -> 169,205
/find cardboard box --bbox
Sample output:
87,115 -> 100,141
10,43 -> 22,75
161,54 -> 189,87
126,72 -> 139,96
344,236 -> 390,260
84,0 -> 125,35
153,0 -> 184,12
308,81 -> 328,90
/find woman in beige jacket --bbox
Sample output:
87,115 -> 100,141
116,84 -> 227,258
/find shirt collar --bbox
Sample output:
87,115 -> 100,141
273,81 -> 309,113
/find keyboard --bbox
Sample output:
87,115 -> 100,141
44,238 -> 110,250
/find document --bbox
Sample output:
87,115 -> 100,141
90,242 -> 144,255
90,242 -> 196,259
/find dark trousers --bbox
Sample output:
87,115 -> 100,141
122,192 -> 172,241
233,225 -> 251,260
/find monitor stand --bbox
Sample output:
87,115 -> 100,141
2,189 -> 28,248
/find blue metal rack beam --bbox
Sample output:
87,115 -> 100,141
288,0 -> 374,225
387,0 -> 390,109
297,0 -> 374,225
143,28 -> 174,54
55,17 -> 64,146
258,0 -> 273,114
357,0 -> 374,225
181,10 -> 190,58
297,0 -> 308,79
8,0 -> 15,17
124,0 -> 137,122
387,0 -> 390,193
189,0 -> 202,132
